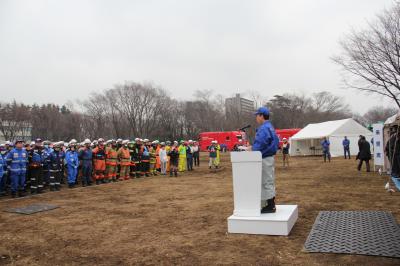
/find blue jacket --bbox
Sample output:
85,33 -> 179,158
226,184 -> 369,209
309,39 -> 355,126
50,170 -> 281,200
321,140 -> 330,152
49,150 -> 65,171
79,148 -> 92,166
29,149 -> 43,166
186,146 -> 193,158
65,150 -> 79,168
6,148 -> 28,175
342,139 -> 350,148
42,147 -> 53,167
252,121 -> 279,158
0,154 -> 4,178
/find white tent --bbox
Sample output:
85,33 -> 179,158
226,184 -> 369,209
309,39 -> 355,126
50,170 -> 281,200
289,118 -> 372,157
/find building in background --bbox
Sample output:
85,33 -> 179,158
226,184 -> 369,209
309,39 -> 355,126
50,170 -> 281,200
225,93 -> 255,117
0,121 -> 32,142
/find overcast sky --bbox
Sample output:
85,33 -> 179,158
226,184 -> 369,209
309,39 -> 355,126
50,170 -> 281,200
0,0 -> 397,114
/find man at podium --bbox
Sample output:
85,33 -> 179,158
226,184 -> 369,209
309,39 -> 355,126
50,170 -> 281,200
252,107 -> 279,213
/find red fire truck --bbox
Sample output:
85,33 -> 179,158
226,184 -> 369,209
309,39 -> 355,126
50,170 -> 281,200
198,131 -> 248,152
198,128 -> 300,151
275,128 -> 301,147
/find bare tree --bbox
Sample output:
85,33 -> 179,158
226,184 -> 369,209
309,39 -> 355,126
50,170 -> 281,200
333,4 -> 400,108
0,101 -> 31,141
364,105 -> 397,123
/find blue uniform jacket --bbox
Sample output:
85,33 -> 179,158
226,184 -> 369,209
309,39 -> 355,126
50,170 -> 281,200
6,148 -> 28,175
79,148 -> 92,166
42,147 -> 53,167
65,150 -> 79,168
49,150 -> 65,171
252,121 -> 279,158
29,149 -> 43,166
0,154 -> 4,177
321,140 -> 330,151
342,139 -> 350,148
186,146 -> 193,158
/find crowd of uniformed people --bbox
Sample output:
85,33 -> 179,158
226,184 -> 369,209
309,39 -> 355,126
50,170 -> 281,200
0,137 -> 222,198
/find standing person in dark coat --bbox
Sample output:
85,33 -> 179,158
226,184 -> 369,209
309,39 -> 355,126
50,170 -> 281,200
357,136 -> 371,172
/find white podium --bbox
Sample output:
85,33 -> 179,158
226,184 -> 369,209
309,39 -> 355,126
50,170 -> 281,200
227,151 -> 298,236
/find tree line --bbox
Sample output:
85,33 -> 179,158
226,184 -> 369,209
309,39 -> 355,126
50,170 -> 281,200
0,81 -> 396,142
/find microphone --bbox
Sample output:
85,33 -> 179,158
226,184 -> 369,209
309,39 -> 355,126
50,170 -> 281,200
239,125 -> 251,131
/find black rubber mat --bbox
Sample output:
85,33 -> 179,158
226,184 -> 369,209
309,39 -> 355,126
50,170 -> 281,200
304,211 -> 400,258
5,203 -> 59,215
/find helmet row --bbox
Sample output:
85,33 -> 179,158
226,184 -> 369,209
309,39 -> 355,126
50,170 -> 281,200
2,138 -> 200,147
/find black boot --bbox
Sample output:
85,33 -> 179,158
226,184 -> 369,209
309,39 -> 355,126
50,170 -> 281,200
174,172 -> 178,177
18,190 -> 25,197
11,191 -> 17,198
261,197 -> 276,213
96,180 -> 100,185
50,185 -> 55,191
55,184 -> 60,191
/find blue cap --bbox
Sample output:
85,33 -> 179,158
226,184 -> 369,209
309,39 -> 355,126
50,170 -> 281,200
254,107 -> 270,116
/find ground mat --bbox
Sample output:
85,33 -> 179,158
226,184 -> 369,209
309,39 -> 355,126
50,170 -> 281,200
4,203 -> 59,215
304,211 -> 400,258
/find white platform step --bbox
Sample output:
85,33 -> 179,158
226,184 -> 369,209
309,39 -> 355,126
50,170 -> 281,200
227,205 -> 298,236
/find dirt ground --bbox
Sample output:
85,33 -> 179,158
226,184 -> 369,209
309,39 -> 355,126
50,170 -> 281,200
0,152 -> 399,266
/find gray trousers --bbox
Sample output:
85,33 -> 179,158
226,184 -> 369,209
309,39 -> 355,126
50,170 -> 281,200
261,156 -> 275,200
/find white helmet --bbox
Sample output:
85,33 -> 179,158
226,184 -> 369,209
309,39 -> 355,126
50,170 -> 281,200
143,139 -> 149,143
98,138 -> 105,143
122,140 -> 129,145
83,139 -> 91,144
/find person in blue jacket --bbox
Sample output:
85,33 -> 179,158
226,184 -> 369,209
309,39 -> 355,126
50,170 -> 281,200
342,136 -> 350,159
79,139 -> 93,186
6,139 -> 28,198
27,140 -> 44,194
0,144 -> 7,197
252,107 -> 279,213
49,142 -> 65,191
42,140 -> 53,188
65,141 -> 79,188
0,150 -> 5,196
321,137 -> 331,163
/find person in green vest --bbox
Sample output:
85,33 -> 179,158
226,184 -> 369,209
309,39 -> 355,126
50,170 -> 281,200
178,140 -> 187,172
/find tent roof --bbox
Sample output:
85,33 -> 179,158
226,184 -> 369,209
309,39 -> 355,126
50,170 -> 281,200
291,118 -> 371,140
384,112 -> 400,125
